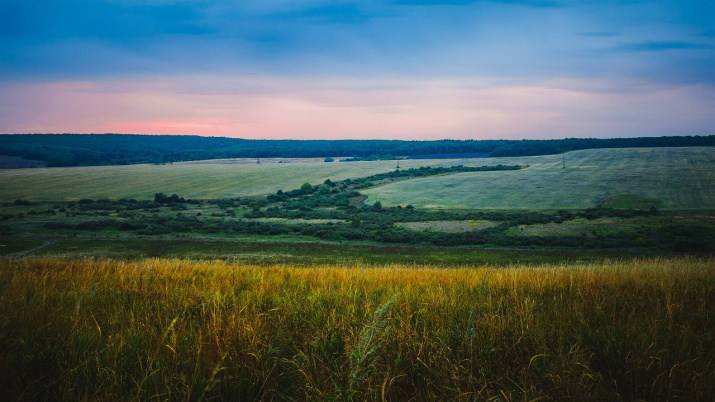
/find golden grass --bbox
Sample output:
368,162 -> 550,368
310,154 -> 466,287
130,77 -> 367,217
0,257 -> 713,400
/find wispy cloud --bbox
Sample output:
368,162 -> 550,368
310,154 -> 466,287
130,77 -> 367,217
389,0 -> 562,7
612,41 -> 713,52
2,76 -> 712,139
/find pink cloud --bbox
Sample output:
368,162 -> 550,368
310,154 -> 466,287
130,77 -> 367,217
1,76 -> 712,139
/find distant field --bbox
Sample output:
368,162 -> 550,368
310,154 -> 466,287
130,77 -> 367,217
1,147 -> 713,211
0,158 -> 426,201
364,147 -> 715,210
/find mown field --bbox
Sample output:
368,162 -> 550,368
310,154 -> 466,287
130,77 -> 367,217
0,158 -> 430,202
1,147 -> 713,210
364,147 -> 715,210
1,257 -> 712,401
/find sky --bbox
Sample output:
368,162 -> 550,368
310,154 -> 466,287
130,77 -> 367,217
1,0 -> 713,140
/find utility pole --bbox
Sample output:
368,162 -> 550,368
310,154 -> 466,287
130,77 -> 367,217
562,152 -> 566,169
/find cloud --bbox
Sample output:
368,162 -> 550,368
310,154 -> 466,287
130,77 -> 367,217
1,76 -> 712,139
612,41 -> 714,52
1,0 -> 713,139
388,0 -> 562,7
2,0 -> 713,84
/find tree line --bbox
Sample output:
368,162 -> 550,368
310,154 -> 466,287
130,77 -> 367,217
0,133 -> 712,167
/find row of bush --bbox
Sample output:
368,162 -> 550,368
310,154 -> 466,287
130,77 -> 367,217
41,211 -> 713,252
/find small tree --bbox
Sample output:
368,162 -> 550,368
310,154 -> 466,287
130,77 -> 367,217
301,182 -> 313,194
317,184 -> 330,195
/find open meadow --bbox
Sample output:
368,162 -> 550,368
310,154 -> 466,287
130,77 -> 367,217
1,257 -> 712,401
364,147 -> 715,210
1,147 -> 712,210
0,157 -> 431,202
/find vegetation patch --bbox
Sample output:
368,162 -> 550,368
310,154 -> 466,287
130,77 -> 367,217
396,220 -> 498,233
250,217 -> 346,225
17,238 -> 663,265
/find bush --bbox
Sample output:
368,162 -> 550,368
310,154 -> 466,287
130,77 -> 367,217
301,182 -> 313,194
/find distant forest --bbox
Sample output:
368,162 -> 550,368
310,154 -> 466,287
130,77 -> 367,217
0,134 -> 712,167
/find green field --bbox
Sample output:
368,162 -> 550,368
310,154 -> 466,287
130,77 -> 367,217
1,236 -> 663,265
0,158 -> 431,201
2,147 -> 712,210
364,147 -> 715,210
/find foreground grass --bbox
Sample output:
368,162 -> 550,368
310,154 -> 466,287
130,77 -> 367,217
0,258 -> 712,400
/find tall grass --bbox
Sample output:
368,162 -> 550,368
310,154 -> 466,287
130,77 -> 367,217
0,257 -> 712,400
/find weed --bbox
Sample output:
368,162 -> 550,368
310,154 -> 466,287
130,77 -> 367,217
349,293 -> 400,396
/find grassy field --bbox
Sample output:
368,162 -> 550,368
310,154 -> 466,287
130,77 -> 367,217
1,257 -> 712,401
506,214 -> 715,237
0,158 -> 433,202
1,236 -> 666,265
396,220 -> 499,233
2,147 -> 712,211
364,147 -> 715,210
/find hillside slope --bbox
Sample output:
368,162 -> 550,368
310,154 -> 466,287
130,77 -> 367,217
362,147 -> 715,210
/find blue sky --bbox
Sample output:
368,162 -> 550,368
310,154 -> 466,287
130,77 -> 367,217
1,0 -> 713,139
